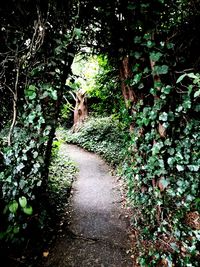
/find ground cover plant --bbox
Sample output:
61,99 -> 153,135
65,116 -> 129,166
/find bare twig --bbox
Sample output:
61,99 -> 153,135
63,96 -> 75,111
8,67 -> 19,146
175,68 -> 194,74
69,91 -> 77,101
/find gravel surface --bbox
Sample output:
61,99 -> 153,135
41,144 -> 132,267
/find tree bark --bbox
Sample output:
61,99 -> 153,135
73,89 -> 88,132
119,56 -> 137,131
120,56 -> 137,107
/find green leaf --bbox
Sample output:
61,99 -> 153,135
134,36 -> 141,44
161,85 -> 171,94
28,85 -> 36,92
155,65 -> 169,75
147,40 -> 155,48
23,206 -> 33,215
37,180 -> 42,187
134,51 -> 142,59
159,112 -> 168,121
51,90 -> 58,100
176,74 -> 187,83
170,242 -> 179,252
19,196 -> 27,208
28,92 -> 36,100
25,85 -> 37,99
166,42 -> 174,49
9,201 -> 19,214
127,4 -> 136,10
194,89 -> 200,98
13,226 -> 20,234
159,177 -> 169,190
187,73 -> 198,79
176,165 -> 184,172
167,157 -> 174,165
188,165 -> 199,172
33,151 -> 38,159
183,99 -> 191,109
130,73 -> 142,85
74,28 -> 82,38
150,52 -> 162,62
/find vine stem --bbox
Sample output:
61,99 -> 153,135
8,67 -> 19,146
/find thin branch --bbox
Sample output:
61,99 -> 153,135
2,83 -> 15,96
8,67 -> 19,146
69,91 -> 77,101
63,96 -> 75,111
175,68 -> 194,74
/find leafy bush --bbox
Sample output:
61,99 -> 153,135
47,150 -> 77,227
120,74 -> 200,266
65,116 -> 129,166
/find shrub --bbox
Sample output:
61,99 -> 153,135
65,116 -> 129,166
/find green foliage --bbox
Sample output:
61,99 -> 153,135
121,72 -> 200,266
0,0 -> 79,244
87,55 -> 123,116
47,150 -> 77,221
1,1 -> 200,265
66,116 -> 129,166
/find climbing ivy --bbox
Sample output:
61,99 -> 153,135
121,29 -> 200,265
0,0 -> 79,242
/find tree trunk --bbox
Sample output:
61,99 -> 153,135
119,56 -> 137,131
73,89 -> 88,131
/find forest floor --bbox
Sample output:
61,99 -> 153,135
39,144 -> 133,267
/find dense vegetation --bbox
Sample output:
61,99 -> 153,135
0,0 -> 200,266
66,116 -> 129,166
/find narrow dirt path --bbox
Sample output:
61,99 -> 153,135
42,144 -> 132,267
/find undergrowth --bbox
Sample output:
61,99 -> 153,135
47,144 -> 77,227
65,116 -> 129,166
1,139 -> 77,266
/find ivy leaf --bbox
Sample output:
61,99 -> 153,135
74,28 -> 82,38
154,65 -> 169,75
23,206 -> 33,215
13,226 -> 20,234
37,180 -> 42,187
194,89 -> 200,98
170,242 -> 179,252
134,36 -> 141,44
161,85 -> 171,94
166,42 -> 174,49
19,196 -> 27,208
50,90 -> 57,100
159,112 -> 168,121
25,85 -> 37,99
167,148 -> 175,156
176,165 -> 184,172
146,40 -> 155,48
183,99 -> 191,109
16,162 -> 25,172
134,51 -> 142,59
188,165 -> 199,172
28,92 -> 36,100
176,74 -> 187,83
9,201 -> 18,214
150,52 -> 162,62
187,73 -> 198,79
158,177 -> 169,191
33,151 -> 38,159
